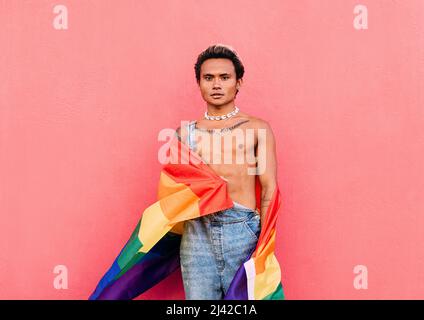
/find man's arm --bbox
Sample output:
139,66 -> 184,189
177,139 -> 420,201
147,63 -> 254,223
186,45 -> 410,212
175,126 -> 182,141
257,121 -> 278,226
175,125 -> 189,144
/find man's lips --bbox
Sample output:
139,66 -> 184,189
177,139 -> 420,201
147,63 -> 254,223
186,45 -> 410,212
211,94 -> 224,99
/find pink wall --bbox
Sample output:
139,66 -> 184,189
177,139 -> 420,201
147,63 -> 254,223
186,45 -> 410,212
1,0 -> 424,299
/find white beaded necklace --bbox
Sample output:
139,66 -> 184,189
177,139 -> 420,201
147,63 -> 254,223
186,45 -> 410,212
204,106 -> 239,121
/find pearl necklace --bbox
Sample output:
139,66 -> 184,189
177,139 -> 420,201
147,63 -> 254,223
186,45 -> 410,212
204,106 -> 239,121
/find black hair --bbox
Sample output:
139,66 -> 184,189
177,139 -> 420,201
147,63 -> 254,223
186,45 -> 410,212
194,44 -> 245,87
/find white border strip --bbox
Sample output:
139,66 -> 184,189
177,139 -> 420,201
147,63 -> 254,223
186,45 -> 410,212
244,258 -> 256,300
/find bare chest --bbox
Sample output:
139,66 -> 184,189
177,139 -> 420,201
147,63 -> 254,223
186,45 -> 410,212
193,128 -> 258,166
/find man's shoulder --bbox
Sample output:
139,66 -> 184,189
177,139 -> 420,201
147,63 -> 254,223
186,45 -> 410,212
174,120 -> 192,142
240,113 -> 272,130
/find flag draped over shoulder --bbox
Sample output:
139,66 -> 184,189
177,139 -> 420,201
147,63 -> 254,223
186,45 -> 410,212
88,135 -> 285,300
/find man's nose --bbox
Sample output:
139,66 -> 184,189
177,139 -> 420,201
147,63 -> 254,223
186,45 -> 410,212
213,78 -> 221,87
212,78 -> 222,88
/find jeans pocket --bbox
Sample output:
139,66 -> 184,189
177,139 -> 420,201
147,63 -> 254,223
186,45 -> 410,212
243,214 -> 261,241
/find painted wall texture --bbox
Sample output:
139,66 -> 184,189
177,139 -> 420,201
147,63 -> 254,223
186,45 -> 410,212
1,0 -> 424,299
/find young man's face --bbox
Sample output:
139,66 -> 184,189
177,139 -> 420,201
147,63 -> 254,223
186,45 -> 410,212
198,58 -> 242,107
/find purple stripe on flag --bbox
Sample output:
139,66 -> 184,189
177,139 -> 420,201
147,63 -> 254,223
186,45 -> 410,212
95,250 -> 180,300
224,246 -> 255,300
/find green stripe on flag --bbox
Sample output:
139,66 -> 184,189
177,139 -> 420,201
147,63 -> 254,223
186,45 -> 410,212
117,219 -> 143,268
263,282 -> 285,300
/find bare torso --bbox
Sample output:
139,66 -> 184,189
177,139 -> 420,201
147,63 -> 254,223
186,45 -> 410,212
180,112 -> 260,211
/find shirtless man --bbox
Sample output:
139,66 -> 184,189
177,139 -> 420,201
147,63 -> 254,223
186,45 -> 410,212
176,44 -> 278,299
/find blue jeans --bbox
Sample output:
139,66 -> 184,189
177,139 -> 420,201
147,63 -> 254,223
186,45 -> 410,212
179,201 -> 261,300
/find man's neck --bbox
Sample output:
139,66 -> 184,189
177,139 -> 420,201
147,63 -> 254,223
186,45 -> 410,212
206,102 -> 237,116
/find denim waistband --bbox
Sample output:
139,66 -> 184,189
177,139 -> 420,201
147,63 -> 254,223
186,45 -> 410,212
199,201 -> 258,224
232,201 -> 256,213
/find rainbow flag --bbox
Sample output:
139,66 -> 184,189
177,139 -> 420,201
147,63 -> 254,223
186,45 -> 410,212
89,135 -> 284,300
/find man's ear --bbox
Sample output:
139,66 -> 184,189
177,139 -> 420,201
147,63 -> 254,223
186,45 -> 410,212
236,78 -> 243,89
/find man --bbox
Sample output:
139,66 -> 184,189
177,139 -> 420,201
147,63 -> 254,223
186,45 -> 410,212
175,44 -> 278,299
88,44 -> 283,301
